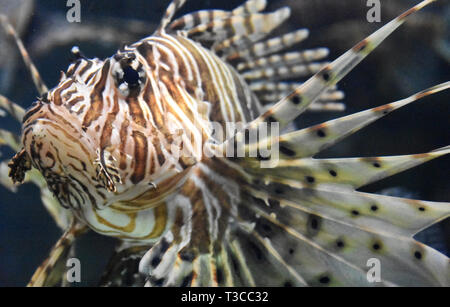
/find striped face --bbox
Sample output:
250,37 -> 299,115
20,19 -> 264,218
21,47 -> 203,212
17,20 -> 263,239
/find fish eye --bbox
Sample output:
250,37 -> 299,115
123,66 -> 140,87
112,52 -> 146,97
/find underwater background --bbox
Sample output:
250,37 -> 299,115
0,0 -> 448,286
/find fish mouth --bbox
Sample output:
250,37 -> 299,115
21,118 -> 82,207
20,104 -> 105,209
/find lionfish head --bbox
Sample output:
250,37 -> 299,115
17,47 -> 196,211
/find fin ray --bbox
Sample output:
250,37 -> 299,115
235,0 -> 439,132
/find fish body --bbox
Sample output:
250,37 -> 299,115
1,0 -> 449,286
20,27 -> 261,241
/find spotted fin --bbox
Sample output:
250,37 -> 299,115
235,188 -> 449,286
156,0 -> 187,33
232,0 -> 267,15
234,0 -> 440,131
241,149 -> 450,191
246,82 -> 450,158
208,0 -> 449,287
99,244 -> 148,286
169,0 -> 267,32
186,7 -> 291,42
139,232 -> 219,287
225,29 -> 311,62
236,48 -> 330,72
162,1 -> 341,112
170,10 -> 232,32
251,82 -> 344,109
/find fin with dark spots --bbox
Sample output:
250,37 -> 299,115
232,0 -> 267,15
225,29 -> 311,62
186,7 -> 291,43
216,83 -> 450,287
304,101 -> 346,112
99,244 -> 149,287
242,62 -> 326,82
236,48 -> 330,72
163,0 -> 341,112
169,0 -> 267,32
170,10 -> 232,32
242,179 -> 449,238
246,82 -> 449,158
138,173 -> 245,287
139,231 -> 200,286
251,82 -> 344,108
241,149 -> 450,190
205,0 -> 449,287
232,0 -> 439,131
235,188 -> 448,286
139,203 -> 227,286
140,231 -> 246,286
156,0 -> 187,33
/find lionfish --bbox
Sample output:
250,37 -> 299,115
0,0 -> 448,287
